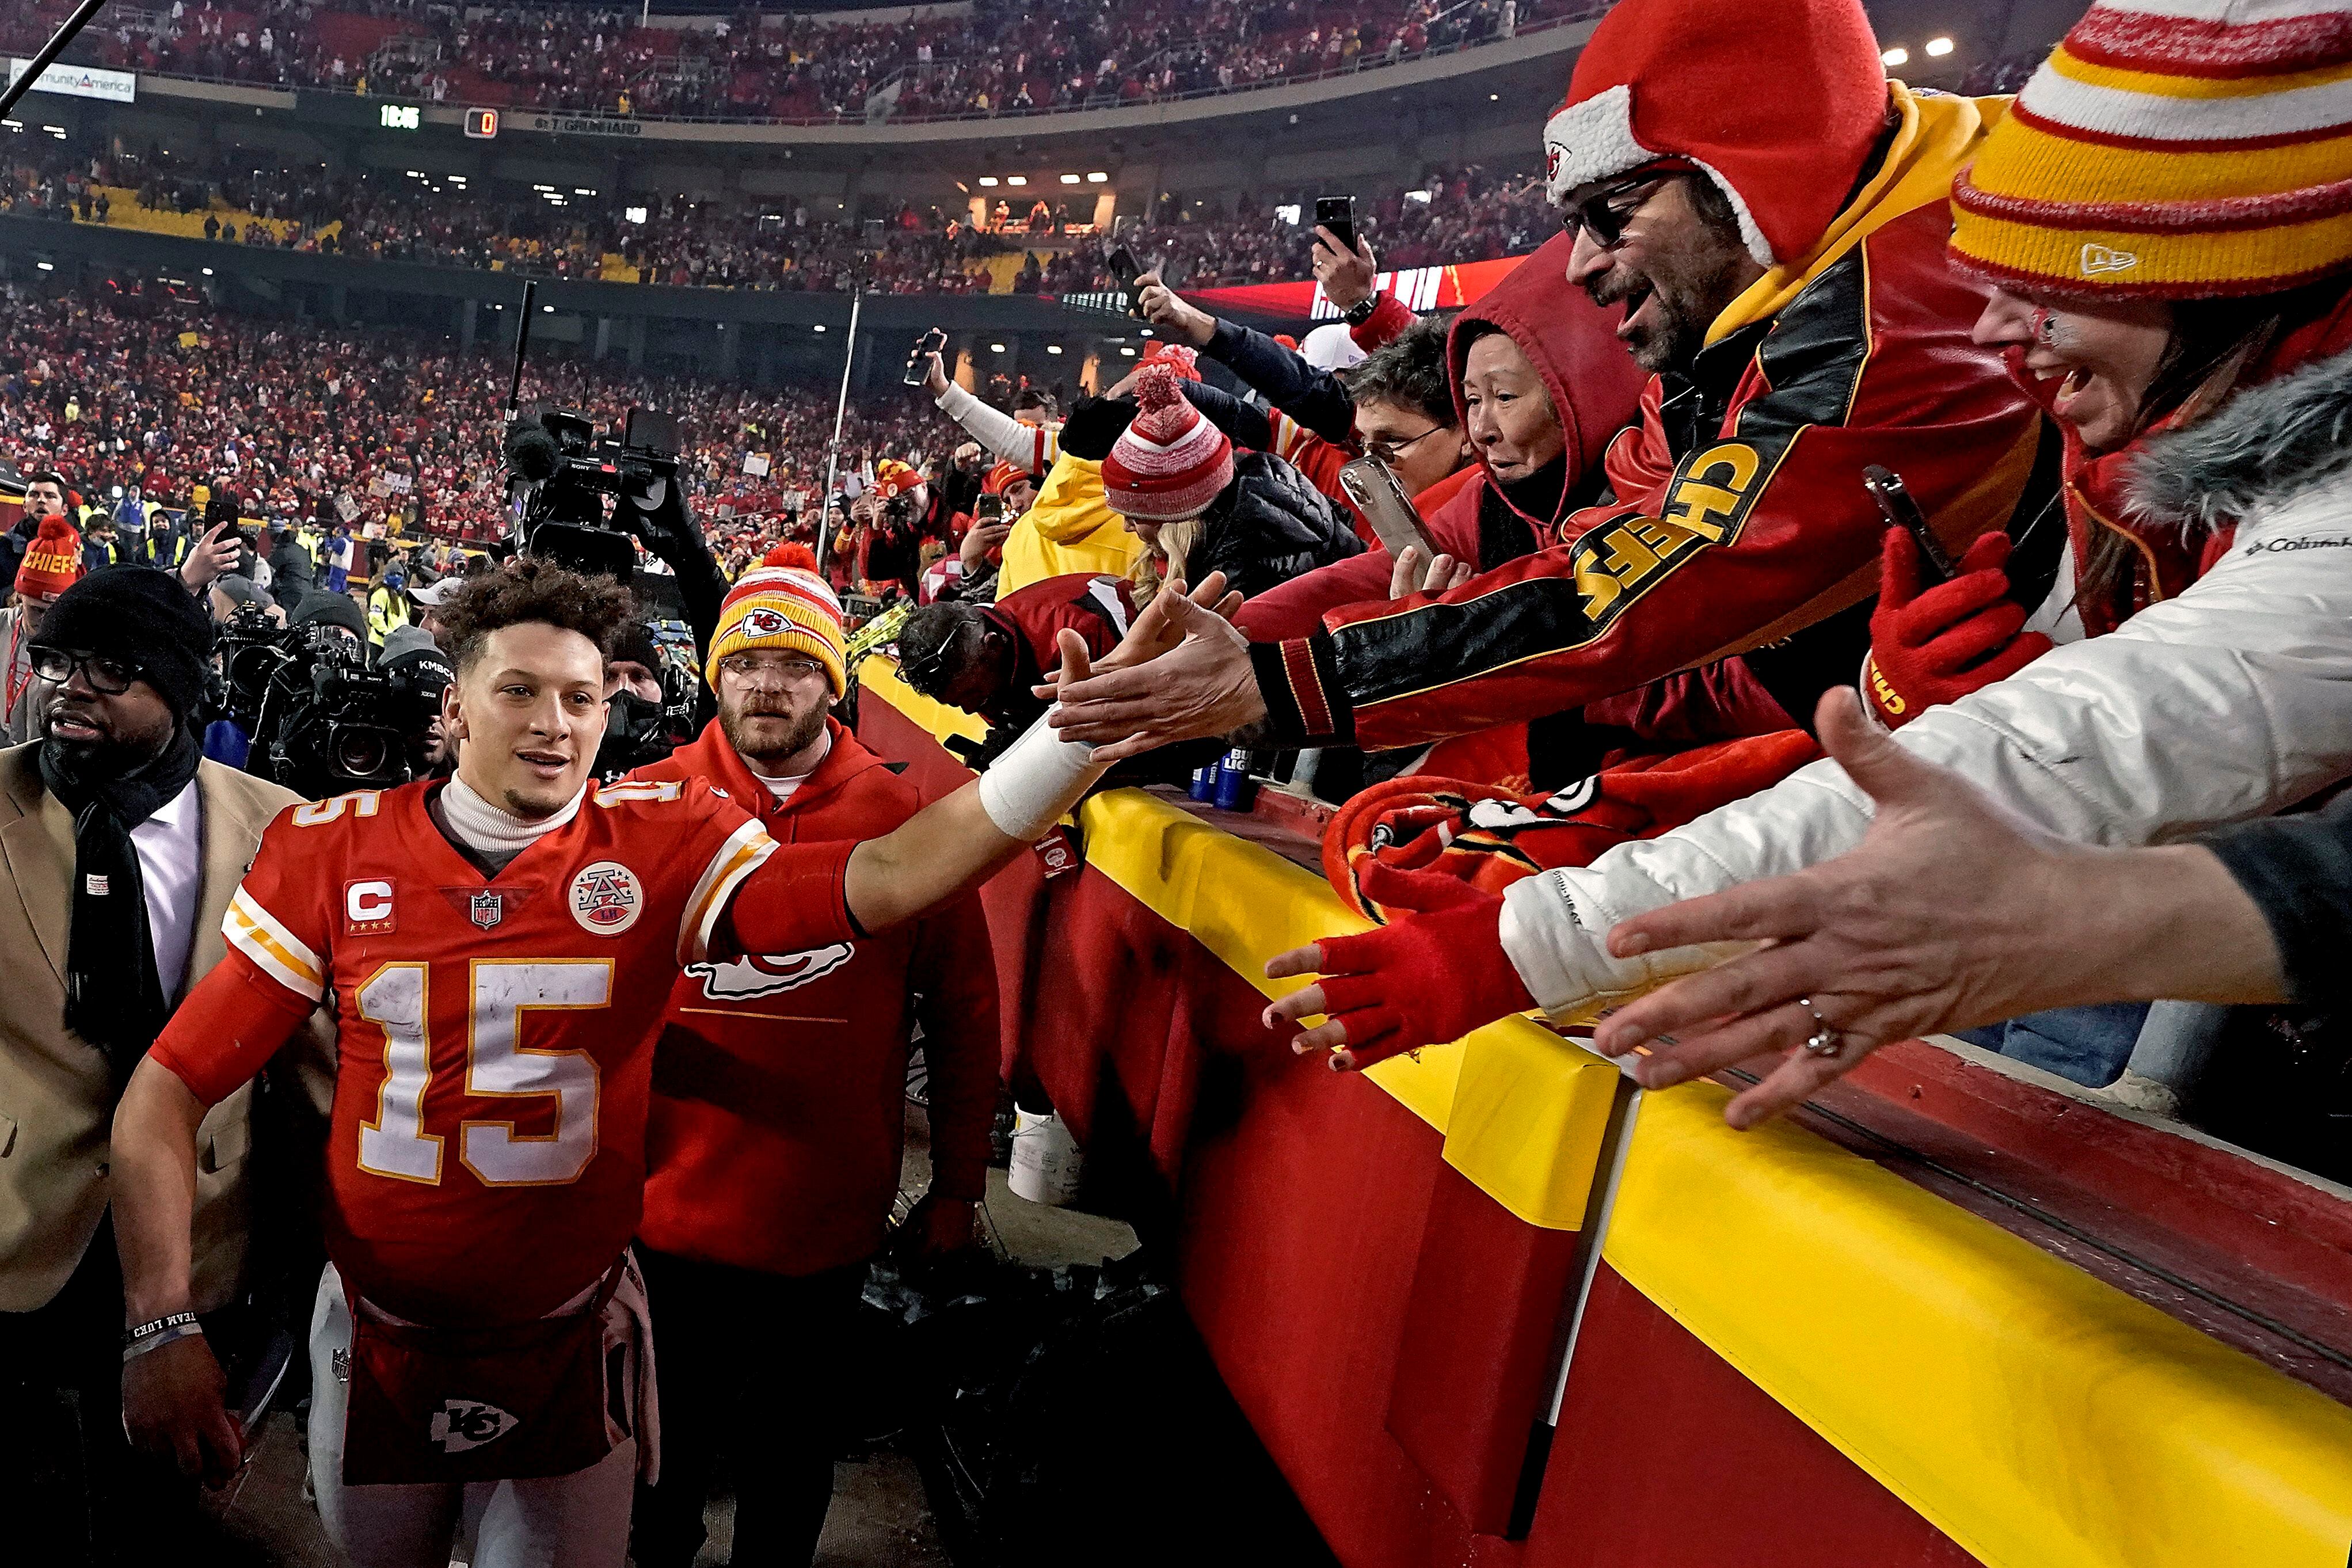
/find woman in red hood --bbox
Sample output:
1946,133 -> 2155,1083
1236,231 -> 1644,641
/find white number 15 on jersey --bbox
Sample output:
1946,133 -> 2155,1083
353,960 -> 611,1186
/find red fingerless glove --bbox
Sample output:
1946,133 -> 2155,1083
1862,527 -> 2055,729
1307,857 -> 1536,1070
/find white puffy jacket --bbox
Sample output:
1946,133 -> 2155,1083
1500,344 -> 2352,1018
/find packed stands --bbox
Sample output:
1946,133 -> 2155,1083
0,283 -> 937,550
3,141 -> 1556,292
0,0 -> 1596,124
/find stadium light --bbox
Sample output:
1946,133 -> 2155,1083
201,267 -> 213,276
1086,172 -> 1108,182
542,305 -> 555,314
978,176 -> 999,187
813,324 -> 826,332
989,342 -> 1007,352
1060,173 -> 1080,185
1882,45 -> 1909,66
1119,345 -> 1136,356
1925,36 -> 1954,56
36,261 -> 52,271
574,187 -> 596,196
1489,94 -> 1499,101
1046,345 -> 1064,354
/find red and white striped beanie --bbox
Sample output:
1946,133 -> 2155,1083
1101,363 -> 1234,523
706,564 -> 848,696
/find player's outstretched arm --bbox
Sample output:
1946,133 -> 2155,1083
845,575 -> 1233,935
115,961 -> 311,1486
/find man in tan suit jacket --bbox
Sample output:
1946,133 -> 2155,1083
0,567 -> 329,1565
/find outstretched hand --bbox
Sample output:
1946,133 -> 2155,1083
1261,852 -> 1536,1070
1592,688 -> 2079,1128
1046,584 -> 1263,761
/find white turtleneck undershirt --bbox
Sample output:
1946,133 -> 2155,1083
436,773 -> 584,875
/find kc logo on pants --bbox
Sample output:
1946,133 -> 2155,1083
430,1398 -> 520,1453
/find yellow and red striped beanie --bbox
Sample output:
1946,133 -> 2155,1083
706,565 -> 848,697
1951,1 -> 2352,299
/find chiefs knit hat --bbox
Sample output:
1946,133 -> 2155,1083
706,564 -> 848,697
873,459 -> 924,499
1950,0 -> 2352,300
1101,364 -> 1234,523
981,460 -> 1027,497
1137,342 -> 1203,381
1541,0 -> 1888,267
762,540 -> 820,570
34,565 -> 214,724
14,514 -> 83,599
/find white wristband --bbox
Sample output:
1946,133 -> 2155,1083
978,710 -> 1106,840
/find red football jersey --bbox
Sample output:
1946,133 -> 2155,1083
165,776 -> 852,1326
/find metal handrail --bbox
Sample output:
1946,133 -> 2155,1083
45,3 -> 1605,130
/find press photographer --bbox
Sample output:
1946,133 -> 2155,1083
214,589 -> 450,801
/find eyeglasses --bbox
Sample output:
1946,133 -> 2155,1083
716,652 -> 828,686
30,646 -> 143,696
1561,165 -> 1689,249
1361,424 -> 1450,468
896,619 -> 980,697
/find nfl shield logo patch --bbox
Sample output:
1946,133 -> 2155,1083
469,890 -> 505,930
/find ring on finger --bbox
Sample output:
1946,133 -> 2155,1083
1798,995 -> 1842,1058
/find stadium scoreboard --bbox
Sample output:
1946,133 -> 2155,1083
379,103 -> 420,131
466,107 -> 500,139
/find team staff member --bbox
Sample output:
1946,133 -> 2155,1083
109,557 -> 1221,1568
1052,0 -> 2056,760
630,563 -> 1000,1568
0,570 -> 326,1564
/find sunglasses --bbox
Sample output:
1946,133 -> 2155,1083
1561,162 -> 1692,249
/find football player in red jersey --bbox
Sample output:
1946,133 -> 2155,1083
108,557 -> 1211,1567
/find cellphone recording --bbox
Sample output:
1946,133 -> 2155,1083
976,493 -> 1004,522
1338,455 -> 1437,561
1862,465 -> 1958,584
1106,248 -> 1146,317
1315,195 -> 1358,257
903,326 -> 947,387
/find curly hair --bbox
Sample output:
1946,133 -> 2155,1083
436,556 -> 638,675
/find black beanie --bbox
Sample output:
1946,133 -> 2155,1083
35,568 -> 215,724
610,618 -> 660,671
294,588 -> 369,642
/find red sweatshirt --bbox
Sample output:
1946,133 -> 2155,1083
632,717 -> 1000,1277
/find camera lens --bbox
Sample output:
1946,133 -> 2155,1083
334,727 -> 392,781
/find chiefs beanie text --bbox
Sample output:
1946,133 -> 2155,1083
15,515 -> 83,599
1950,0 -> 2352,299
1542,0 -> 1889,267
1101,364 -> 1234,523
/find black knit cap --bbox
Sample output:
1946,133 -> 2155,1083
293,588 -> 368,642
33,569 -> 214,724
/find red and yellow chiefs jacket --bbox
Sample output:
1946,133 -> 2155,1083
633,717 -> 1000,1277
1250,87 -> 2060,752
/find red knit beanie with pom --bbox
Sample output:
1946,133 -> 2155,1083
1101,364 -> 1234,523
763,540 -> 820,571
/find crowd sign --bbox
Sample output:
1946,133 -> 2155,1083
7,58 -> 136,104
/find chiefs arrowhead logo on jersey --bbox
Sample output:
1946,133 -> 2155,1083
469,890 -> 504,930
686,942 -> 855,1000
429,1398 -> 520,1454
569,861 -> 643,935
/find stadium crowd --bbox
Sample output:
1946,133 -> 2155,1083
5,140 -> 1552,296
1,0 -> 1582,123
4,0 -> 2352,1565
0,286 -> 942,551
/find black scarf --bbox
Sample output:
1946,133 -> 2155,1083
39,722 -> 202,1084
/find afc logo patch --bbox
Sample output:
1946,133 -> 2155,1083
344,879 -> 396,935
738,606 -> 790,640
569,861 -> 643,935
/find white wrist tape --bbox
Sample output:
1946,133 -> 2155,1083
979,710 -> 1106,841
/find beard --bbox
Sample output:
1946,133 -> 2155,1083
722,698 -> 828,771
1584,236 -> 1753,375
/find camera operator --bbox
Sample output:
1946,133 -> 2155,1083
594,617 -> 695,781
261,523 -> 314,613
847,462 -> 938,603
205,573 -> 281,630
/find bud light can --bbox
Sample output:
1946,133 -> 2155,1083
1213,748 -> 1256,811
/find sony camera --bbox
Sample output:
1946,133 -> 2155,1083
504,406 -> 682,579
223,617 -> 451,800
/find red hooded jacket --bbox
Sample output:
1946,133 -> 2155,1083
1249,148 -> 2056,751
1236,233 -> 1647,643
633,717 -> 999,1277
